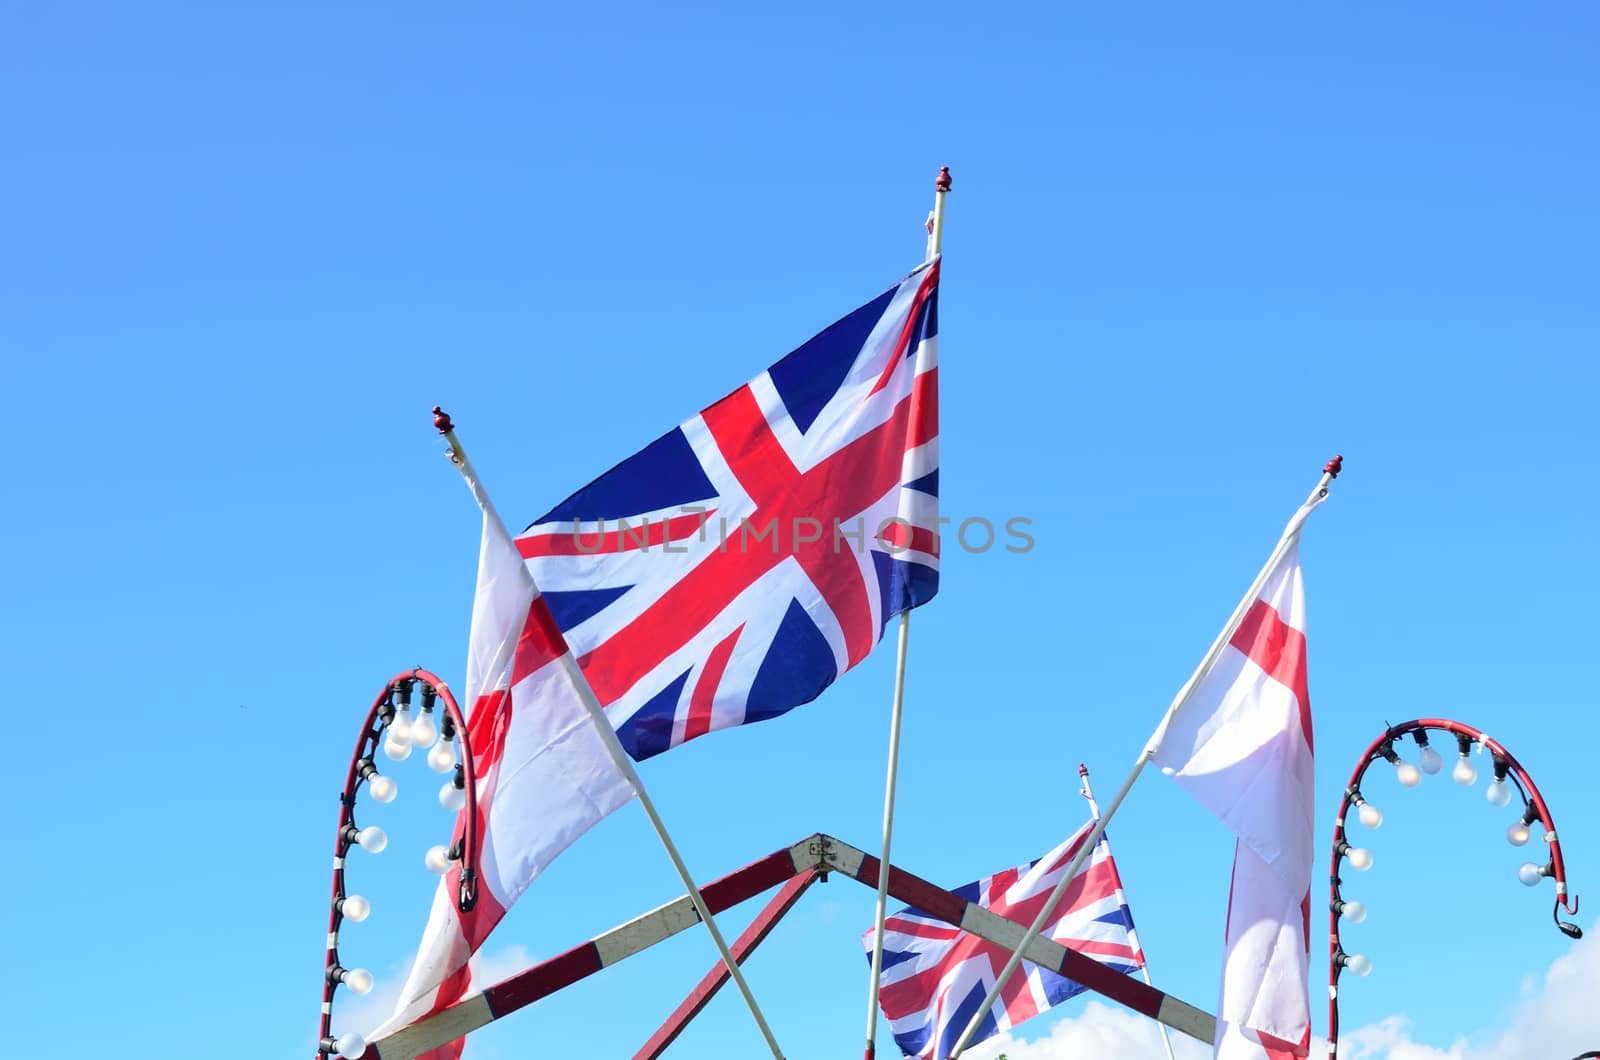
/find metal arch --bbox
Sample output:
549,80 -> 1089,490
316,668 -> 479,1058
1327,718 -> 1582,1055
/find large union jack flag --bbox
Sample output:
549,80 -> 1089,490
864,819 -> 1148,1060
516,260 -> 940,761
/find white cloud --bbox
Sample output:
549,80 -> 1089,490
929,920 -> 1599,1060
960,1000 -> 1211,1060
1336,917 -> 1600,1060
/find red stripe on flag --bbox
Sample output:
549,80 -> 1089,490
867,260 -> 941,397
1229,598 -> 1313,753
511,597 -> 571,686
516,509 -> 717,558
683,625 -> 742,742
877,520 -> 940,557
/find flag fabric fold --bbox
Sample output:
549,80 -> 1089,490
367,479 -> 641,1057
517,259 -> 941,761
864,819 -> 1148,1060
1153,535 -> 1317,1060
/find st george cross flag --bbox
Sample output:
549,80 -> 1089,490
864,819 -> 1148,1060
367,465 -> 641,1059
1153,532 -> 1318,1059
516,260 -> 941,760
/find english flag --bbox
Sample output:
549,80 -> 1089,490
864,820 -> 1148,1060
516,260 -> 940,760
366,467 -> 641,1058
1153,531 -> 1318,1059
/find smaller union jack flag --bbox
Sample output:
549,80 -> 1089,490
863,819 -> 1147,1060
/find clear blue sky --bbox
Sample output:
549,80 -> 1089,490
3,3 -> 1597,1058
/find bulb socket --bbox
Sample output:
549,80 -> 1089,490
421,684 -> 438,712
1492,755 -> 1511,782
1456,732 -> 1475,756
395,679 -> 415,709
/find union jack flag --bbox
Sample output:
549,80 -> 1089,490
516,260 -> 940,760
864,819 -> 1148,1060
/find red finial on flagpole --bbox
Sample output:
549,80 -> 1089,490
935,166 -> 952,192
1077,763 -> 1089,777
1323,454 -> 1344,478
433,406 -> 455,435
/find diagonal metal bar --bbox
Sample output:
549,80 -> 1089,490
635,869 -> 821,1059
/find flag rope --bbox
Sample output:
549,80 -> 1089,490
947,455 -> 1344,1058
436,411 -> 787,1060
864,165 -> 952,1060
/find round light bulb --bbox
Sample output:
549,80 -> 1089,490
340,894 -> 370,923
342,967 -> 374,995
1344,953 -> 1372,977
1507,822 -> 1531,847
1346,846 -> 1373,871
1518,862 -> 1545,887
440,781 -> 467,812
389,707 -> 414,744
1342,900 -> 1367,924
356,825 -> 387,854
411,712 -> 439,748
1418,745 -> 1444,775
1486,778 -> 1512,807
1357,803 -> 1383,829
427,737 -> 457,774
335,1031 -> 368,1058
425,844 -> 452,874
1452,754 -> 1477,786
382,735 -> 413,763
1395,761 -> 1422,788
367,775 -> 397,804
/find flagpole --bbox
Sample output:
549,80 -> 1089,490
435,408 -> 787,1060
948,455 -> 1344,1058
1079,764 -> 1178,1060
863,165 -> 952,1060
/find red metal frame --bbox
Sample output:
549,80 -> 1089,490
1327,719 -> 1582,1055
366,833 -> 1216,1060
634,869 -> 820,1060
317,669 -> 478,1057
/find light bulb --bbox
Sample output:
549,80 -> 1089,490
1518,862 -> 1545,887
341,967 -> 373,995
1418,745 -> 1443,775
411,712 -> 439,748
340,894 -> 370,923
427,737 -> 456,774
1342,900 -> 1367,924
1395,761 -> 1422,788
1452,754 -> 1477,786
1346,845 -> 1373,871
1507,822 -> 1531,846
425,844 -> 452,874
440,781 -> 466,812
335,1031 -> 368,1058
382,735 -> 412,762
389,707 -> 414,745
356,825 -> 387,854
367,774 -> 397,804
1357,802 -> 1383,829
1344,953 -> 1372,977
1486,777 -> 1512,807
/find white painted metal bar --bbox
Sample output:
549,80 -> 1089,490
441,423 -> 786,1059
863,167 -> 950,1060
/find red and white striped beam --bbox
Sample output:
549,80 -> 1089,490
367,834 -> 1215,1059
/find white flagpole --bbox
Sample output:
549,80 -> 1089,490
436,410 -> 787,1060
1079,763 -> 1178,1060
948,455 -> 1343,1058
863,165 -> 952,1060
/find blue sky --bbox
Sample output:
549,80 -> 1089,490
3,3 -> 1597,1058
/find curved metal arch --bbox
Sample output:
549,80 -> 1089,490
1327,718 -> 1582,1054
315,668 -> 479,1057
